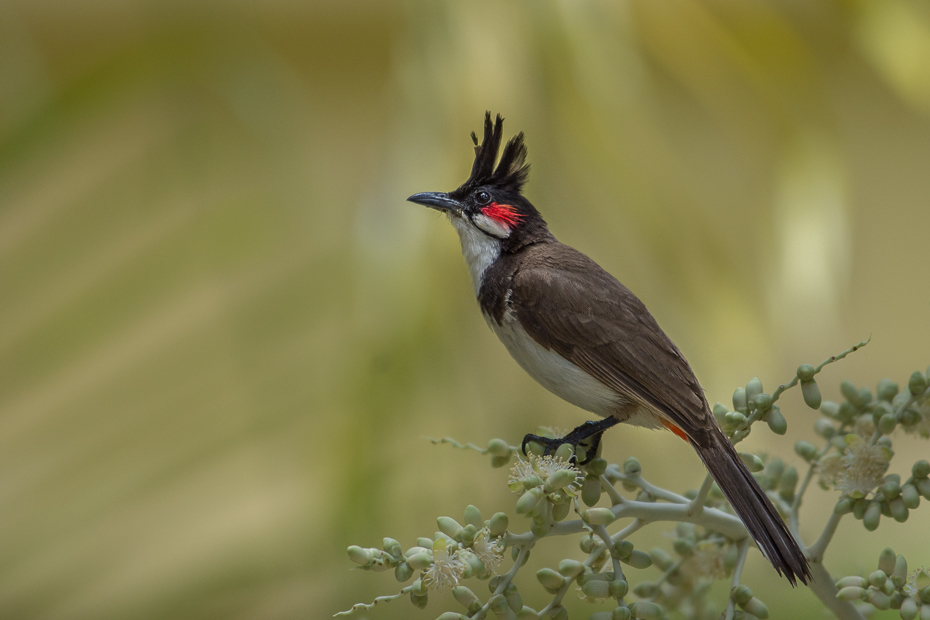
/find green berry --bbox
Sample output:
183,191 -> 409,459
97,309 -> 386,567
879,548 -> 897,574
797,364 -> 815,382
766,407 -> 787,435
802,380 -> 822,409
913,461 -> 930,479
864,502 -> 882,531
909,371 -> 928,396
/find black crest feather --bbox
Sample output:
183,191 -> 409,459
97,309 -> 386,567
454,112 -> 530,197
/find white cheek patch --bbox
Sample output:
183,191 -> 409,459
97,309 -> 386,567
472,212 -> 512,239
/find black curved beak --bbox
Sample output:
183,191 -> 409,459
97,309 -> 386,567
407,192 -> 462,214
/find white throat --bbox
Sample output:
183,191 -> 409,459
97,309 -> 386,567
450,216 -> 501,295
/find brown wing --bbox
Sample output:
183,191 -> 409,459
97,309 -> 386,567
511,246 -> 711,439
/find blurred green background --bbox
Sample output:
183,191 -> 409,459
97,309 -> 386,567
1,0 -> 929,618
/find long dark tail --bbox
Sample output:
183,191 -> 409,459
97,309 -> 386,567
694,430 -> 812,585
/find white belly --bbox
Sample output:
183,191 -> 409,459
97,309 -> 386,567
486,309 -> 622,417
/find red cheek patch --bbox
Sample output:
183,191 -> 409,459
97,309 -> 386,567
480,203 -> 525,228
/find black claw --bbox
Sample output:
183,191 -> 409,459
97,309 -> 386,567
521,418 -> 621,465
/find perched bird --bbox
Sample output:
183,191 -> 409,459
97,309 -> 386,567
407,112 -> 811,585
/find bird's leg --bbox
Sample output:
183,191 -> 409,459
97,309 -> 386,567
521,417 -> 621,465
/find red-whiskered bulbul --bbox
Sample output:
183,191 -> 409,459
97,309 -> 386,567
408,113 -> 811,586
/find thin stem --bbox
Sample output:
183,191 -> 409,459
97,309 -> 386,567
334,585 -> 415,616
604,467 -> 690,504
593,525 -> 626,588
600,474 -> 625,506
806,511 -> 843,563
789,464 -> 816,538
723,539 -> 750,620
688,474 -> 714,516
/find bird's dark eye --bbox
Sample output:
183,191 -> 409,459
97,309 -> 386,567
475,190 -> 491,205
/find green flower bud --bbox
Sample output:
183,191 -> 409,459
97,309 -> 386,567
614,540 -> 634,560
893,555 -> 908,588
919,478 -> 930,500
673,538 -> 694,557
900,597 -> 919,620
453,585 -> 481,612
713,401 -> 729,419
623,457 -> 642,475
864,502 -> 882,531
867,588 -> 891,610
395,561 -> 414,582
921,585 -> 930,604
488,512 -> 509,536
836,576 -> 868,588
909,371 -> 928,396
649,548 -> 673,570
347,546 -> 372,566
488,438 -> 511,457
876,379 -> 898,401
884,578 -> 897,597
580,535 -> 596,554
913,460 -> 930,479
882,479 -> 902,500
628,601 -> 661,619
881,500 -> 893,518
581,475 -> 602,507
408,551 -> 433,570
731,585 -> 753,605
586,458 -> 608,477
741,597 -> 769,619
612,606 -> 631,620
518,607 -> 539,620
836,586 -> 866,601
536,568 -> 565,592
410,592 -> 428,609
878,413 -> 896,435
766,457 -> 785,482
554,443 -> 574,462
459,524 -> 477,546
547,469 -> 578,492
834,498 -> 854,514
525,441 -> 545,457
766,407 -> 787,435
751,393 -> 773,412
733,387 -> 748,413
582,579 -> 611,599
633,582 -> 656,598
585,507 -> 616,526
801,380 -> 822,410
879,548 -> 897,574
746,377 -> 763,399
530,516 -> 548,539
814,418 -> 835,439
841,381 -> 862,406
820,401 -> 840,419
488,593 -> 510,617
436,612 -> 465,620
739,452 -> 765,472
779,466 -> 799,501
504,583 -> 523,612
552,500 -> 571,522
890,498 -> 909,522
794,440 -> 818,462
407,544 -> 431,557
869,570 -> 888,587
464,505 -> 484,529
623,550 -> 653,569
837,402 -> 856,422
902,484 -> 920,509
797,364 -> 816,382
725,411 -> 748,428
438,516 -> 464,539
523,475 -> 543,490
557,559 -> 583,578
549,605 -> 568,620
859,387 -> 873,405
492,454 -> 512,468
610,579 -> 629,598
516,488 -> 545,514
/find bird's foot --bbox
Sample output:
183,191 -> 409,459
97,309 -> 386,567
521,418 -> 620,465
